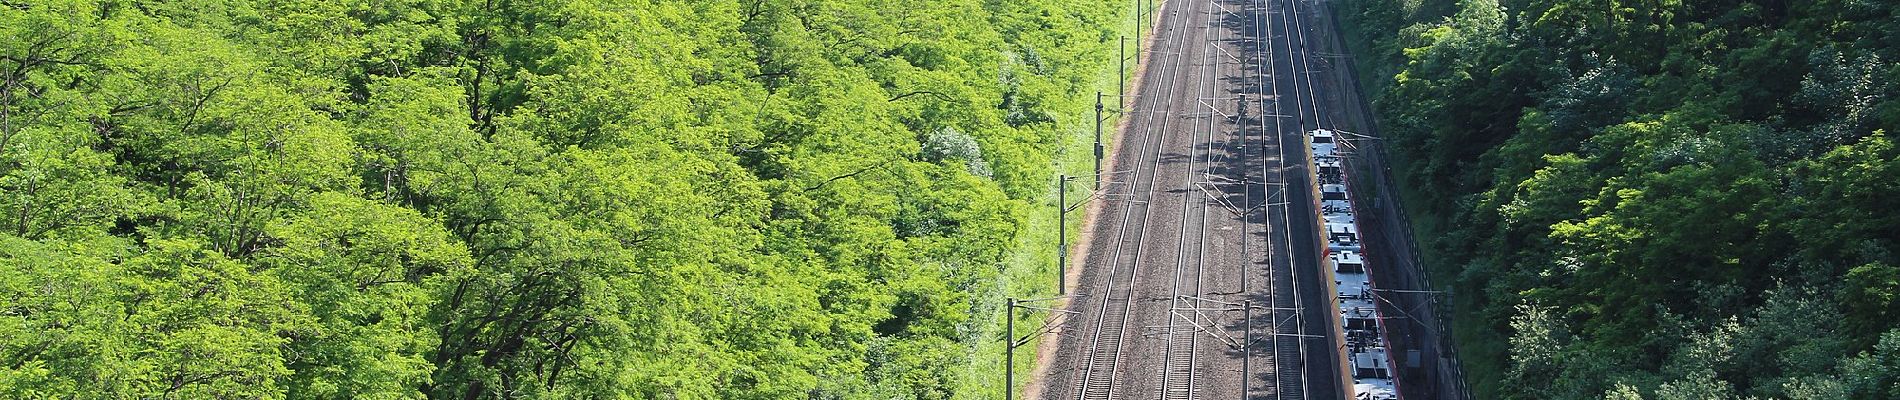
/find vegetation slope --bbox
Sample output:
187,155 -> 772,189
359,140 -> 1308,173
1338,0 -> 1900,398
0,0 -> 1132,397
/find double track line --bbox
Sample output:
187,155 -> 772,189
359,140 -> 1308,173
1071,0 -> 1209,398
1062,0 -> 1342,397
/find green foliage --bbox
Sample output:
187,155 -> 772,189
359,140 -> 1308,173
0,236 -> 308,398
1339,0 -> 1900,398
0,0 -> 1130,397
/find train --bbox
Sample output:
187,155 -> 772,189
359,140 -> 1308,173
1308,128 -> 1400,400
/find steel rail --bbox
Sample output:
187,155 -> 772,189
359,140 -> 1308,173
1072,0 -> 1206,398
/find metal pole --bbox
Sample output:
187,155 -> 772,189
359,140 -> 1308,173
1058,176 -> 1069,294
1094,93 -> 1105,191
1119,36 -> 1127,102
1006,297 -> 1016,400
1244,300 -> 1253,400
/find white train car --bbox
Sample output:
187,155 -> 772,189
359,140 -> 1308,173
1310,129 -> 1399,400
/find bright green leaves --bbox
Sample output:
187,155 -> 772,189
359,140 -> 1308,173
355,71 -> 482,204
1498,154 -> 1592,232
88,14 -> 357,257
0,120 -> 144,239
418,134 -> 774,397
0,236 -> 134,397
0,236 -> 308,398
265,193 -> 470,399
2,0 -> 1117,396
0,0 -> 144,241
245,0 -> 462,85
120,238 -> 309,398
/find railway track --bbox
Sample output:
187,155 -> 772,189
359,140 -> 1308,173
1041,0 -> 1346,398
1259,0 -> 1321,397
1157,3 -> 1228,399
1069,0 -> 1206,398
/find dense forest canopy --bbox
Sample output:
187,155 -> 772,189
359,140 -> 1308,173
0,0 -> 1127,397
1340,0 -> 1900,398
